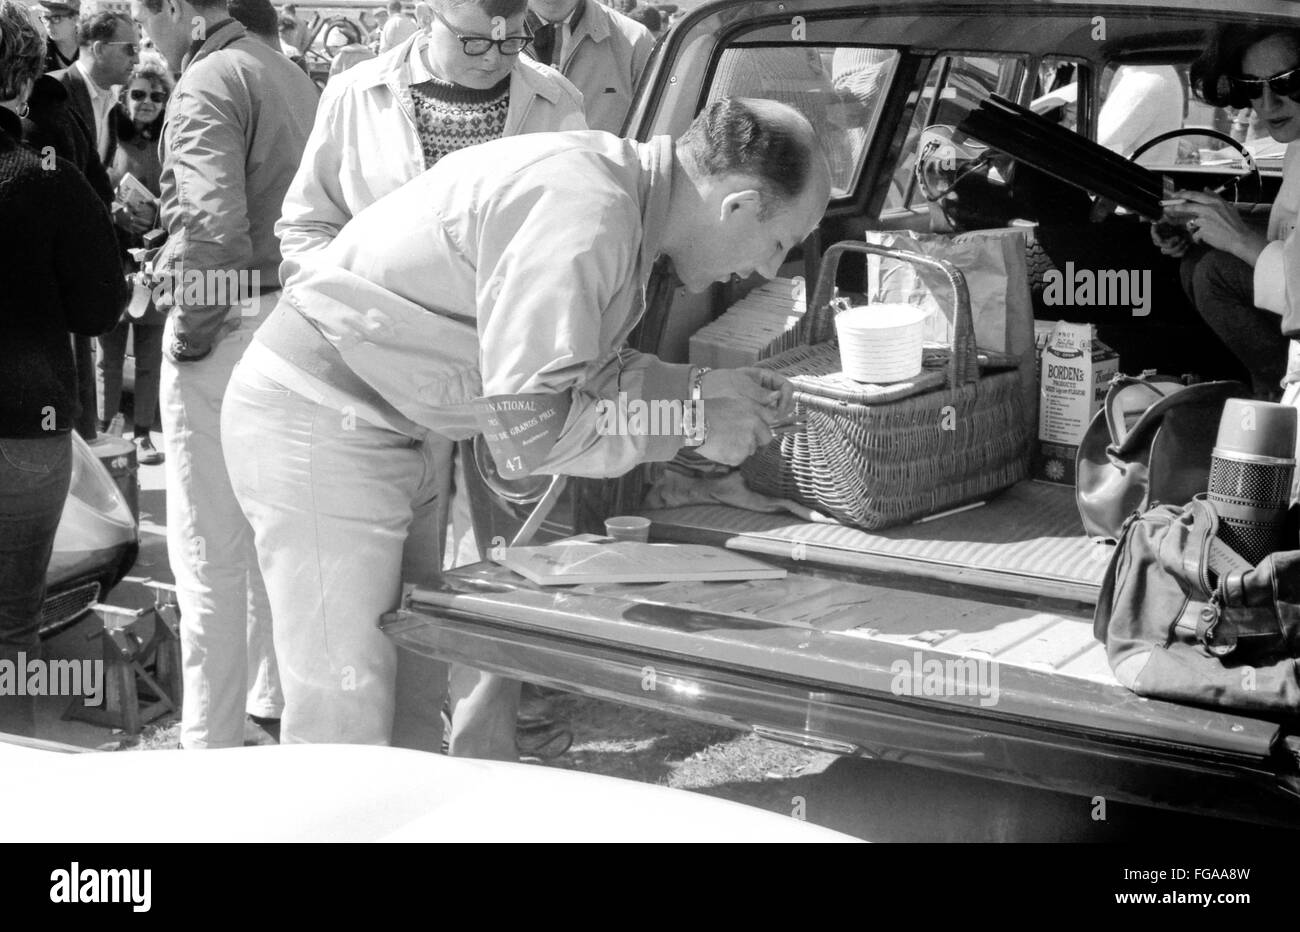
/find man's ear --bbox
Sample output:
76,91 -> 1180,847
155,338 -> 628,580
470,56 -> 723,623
718,188 -> 763,223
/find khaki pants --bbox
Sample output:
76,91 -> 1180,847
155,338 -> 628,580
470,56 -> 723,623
161,295 -> 282,749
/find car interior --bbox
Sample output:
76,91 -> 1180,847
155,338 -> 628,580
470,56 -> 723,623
464,4 -> 1300,696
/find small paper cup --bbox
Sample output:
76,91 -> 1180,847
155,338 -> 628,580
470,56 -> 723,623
605,516 -> 651,542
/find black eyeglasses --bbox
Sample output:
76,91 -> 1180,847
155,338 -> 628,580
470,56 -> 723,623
129,89 -> 167,103
39,12 -> 70,24
1228,64 -> 1300,102
433,9 -> 533,56
103,41 -> 139,56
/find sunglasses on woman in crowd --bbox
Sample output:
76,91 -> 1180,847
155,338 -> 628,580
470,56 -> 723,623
129,89 -> 168,103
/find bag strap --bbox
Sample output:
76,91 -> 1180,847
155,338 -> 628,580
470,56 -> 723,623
1102,372 -> 1183,449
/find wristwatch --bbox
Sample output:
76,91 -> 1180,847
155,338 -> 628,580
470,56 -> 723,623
682,366 -> 710,447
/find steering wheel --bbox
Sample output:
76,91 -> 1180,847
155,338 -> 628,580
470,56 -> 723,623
1128,126 -> 1264,213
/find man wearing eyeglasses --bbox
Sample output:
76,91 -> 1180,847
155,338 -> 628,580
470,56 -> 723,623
524,0 -> 653,133
38,0 -> 80,73
51,11 -> 137,165
276,0 -> 585,758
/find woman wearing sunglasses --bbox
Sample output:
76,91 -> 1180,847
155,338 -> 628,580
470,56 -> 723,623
96,54 -> 172,465
1155,25 -> 1300,399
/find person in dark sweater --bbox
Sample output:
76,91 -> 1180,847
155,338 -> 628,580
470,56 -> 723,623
0,0 -> 125,736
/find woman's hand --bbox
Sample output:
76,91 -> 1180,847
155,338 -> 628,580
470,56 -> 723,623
111,199 -> 153,236
1162,189 -> 1269,266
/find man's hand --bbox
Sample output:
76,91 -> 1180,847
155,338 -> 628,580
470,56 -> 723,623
1162,189 -> 1269,266
694,396 -> 780,466
701,367 -> 796,420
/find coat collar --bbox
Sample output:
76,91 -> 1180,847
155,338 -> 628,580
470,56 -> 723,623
0,105 -> 21,143
181,18 -> 245,73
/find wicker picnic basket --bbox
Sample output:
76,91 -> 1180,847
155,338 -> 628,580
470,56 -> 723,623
740,241 -> 1030,529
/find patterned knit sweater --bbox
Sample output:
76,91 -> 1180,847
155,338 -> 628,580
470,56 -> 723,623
409,74 -> 511,169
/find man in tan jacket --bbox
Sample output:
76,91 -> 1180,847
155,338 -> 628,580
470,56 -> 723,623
275,0 -> 586,755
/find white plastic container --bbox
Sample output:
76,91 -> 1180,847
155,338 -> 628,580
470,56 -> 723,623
834,303 -> 930,383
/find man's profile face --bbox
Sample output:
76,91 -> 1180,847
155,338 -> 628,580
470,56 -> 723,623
672,176 -> 829,294
95,19 -> 140,86
426,3 -> 527,89
528,0 -> 579,24
41,9 -> 77,44
130,0 -> 186,71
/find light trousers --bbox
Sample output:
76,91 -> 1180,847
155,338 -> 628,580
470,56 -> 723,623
161,296 -> 282,748
223,359 -> 518,756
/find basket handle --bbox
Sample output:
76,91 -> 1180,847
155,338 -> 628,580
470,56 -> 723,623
803,240 -> 978,386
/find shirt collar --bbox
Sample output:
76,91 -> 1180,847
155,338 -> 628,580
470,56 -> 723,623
74,56 -> 110,100
638,135 -> 673,275
530,0 -> 586,30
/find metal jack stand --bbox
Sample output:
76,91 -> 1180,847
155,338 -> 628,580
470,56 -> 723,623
63,580 -> 183,735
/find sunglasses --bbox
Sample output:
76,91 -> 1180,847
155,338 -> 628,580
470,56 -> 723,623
103,41 -> 139,55
129,89 -> 167,103
1227,65 -> 1300,103
433,9 -> 533,56
39,12 -> 71,24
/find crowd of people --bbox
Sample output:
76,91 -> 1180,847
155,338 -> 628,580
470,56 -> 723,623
0,0 -> 821,751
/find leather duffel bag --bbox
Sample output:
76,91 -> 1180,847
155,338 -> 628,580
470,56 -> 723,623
1076,373 -> 1248,539
1094,496 -> 1300,714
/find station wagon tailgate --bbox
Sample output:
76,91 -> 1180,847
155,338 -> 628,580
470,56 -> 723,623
383,559 -> 1300,828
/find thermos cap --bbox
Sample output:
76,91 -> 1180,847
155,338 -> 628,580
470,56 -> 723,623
1213,398 -> 1298,461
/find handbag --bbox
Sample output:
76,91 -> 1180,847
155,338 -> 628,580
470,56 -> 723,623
1094,497 -> 1300,714
1075,372 -> 1248,540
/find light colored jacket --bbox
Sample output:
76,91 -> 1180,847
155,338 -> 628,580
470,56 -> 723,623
544,1 -> 653,134
277,32 -> 587,284
1257,142 -> 1299,330
154,18 -> 318,355
259,131 -> 691,477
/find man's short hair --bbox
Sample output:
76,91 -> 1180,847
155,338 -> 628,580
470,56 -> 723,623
386,0 -> 403,13
440,0 -> 528,19
628,5 -> 659,33
77,10 -> 132,47
678,97 -> 816,216
229,0 -> 280,38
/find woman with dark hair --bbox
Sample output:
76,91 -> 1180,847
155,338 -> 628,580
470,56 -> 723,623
1155,25 -> 1300,398
0,0 -> 124,736
98,54 -> 172,464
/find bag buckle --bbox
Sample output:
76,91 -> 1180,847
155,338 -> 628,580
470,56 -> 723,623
1199,591 -> 1238,656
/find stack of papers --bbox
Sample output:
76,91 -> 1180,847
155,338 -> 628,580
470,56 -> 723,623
689,277 -> 807,368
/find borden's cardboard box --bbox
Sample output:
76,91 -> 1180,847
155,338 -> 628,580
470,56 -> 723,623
1033,321 -> 1118,485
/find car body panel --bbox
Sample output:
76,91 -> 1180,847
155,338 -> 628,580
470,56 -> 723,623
0,740 -> 854,842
